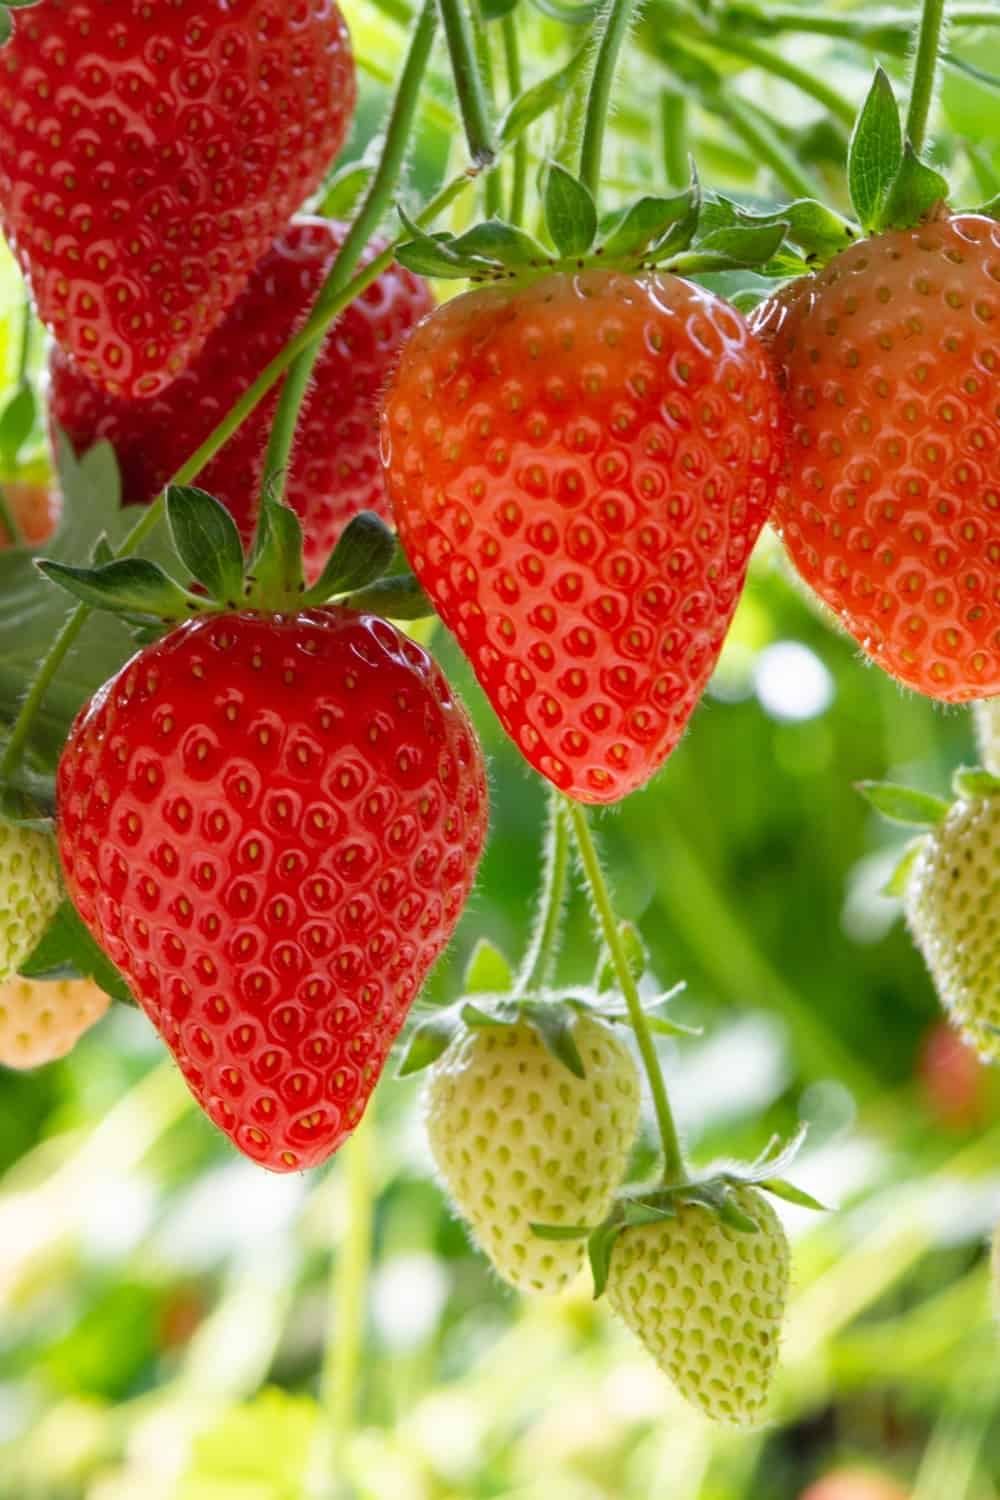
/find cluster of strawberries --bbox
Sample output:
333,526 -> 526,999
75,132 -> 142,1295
0,0 -> 998,1435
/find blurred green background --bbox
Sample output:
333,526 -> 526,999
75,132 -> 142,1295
3,2 -> 1000,1497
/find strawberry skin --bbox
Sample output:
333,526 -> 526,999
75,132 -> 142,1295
382,269 -> 784,803
0,975 -> 109,1068
424,1014 -> 641,1293
753,214 -> 1000,701
606,1184 -> 789,1425
50,218 -> 433,578
0,1 -> 355,399
56,609 -> 489,1171
0,820 -> 61,982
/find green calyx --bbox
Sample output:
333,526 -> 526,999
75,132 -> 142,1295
847,65 -> 950,234
532,1126 -> 825,1298
37,486 -> 433,631
859,768 -> 1000,899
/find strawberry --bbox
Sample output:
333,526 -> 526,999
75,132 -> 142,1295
752,213 -> 1000,702
605,1184 -> 789,1425
49,217 -> 433,579
0,974 -> 109,1068
381,268 -> 784,803
917,1020 -> 987,1130
0,479 -> 58,547
800,1474 -> 909,1500
0,819 -> 61,982
973,699 -> 1000,776
0,0 -> 355,400
903,791 -> 1000,1061
423,1012 -> 641,1292
56,608 -> 488,1171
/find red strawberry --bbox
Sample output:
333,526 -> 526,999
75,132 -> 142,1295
752,213 -> 1000,701
381,269 -> 784,803
56,609 -> 488,1171
49,217 -> 432,579
0,0 -> 355,400
0,479 -> 58,546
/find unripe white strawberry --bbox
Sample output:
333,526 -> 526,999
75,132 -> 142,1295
605,1184 -> 789,1426
973,700 -> 1000,777
903,795 -> 1000,1060
424,1013 -> 641,1293
0,821 -> 61,981
0,975 -> 110,1068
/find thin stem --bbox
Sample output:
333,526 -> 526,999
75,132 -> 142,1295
659,87 -> 688,188
469,0 -> 502,218
517,790 -> 570,992
310,1113 -> 377,1500
905,0 -> 947,153
700,29 -> 855,127
263,0 -> 439,505
0,484 -> 23,548
579,0 -> 640,198
500,14 -> 527,225
568,801 -> 685,1185
436,0 -> 495,168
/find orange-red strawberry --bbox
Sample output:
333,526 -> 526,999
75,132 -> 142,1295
0,1 -> 355,399
382,269 -> 784,803
56,609 -> 488,1172
0,479 -> 58,547
752,213 -> 1000,701
49,218 -> 432,579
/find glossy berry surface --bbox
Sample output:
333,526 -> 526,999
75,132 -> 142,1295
50,217 -> 432,578
57,609 -> 489,1171
382,270 -> 784,803
0,975 -> 110,1069
753,214 -> 1000,701
0,0 -> 355,399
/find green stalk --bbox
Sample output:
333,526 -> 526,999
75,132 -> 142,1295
517,790 -> 570,992
905,0 -> 948,153
263,0 -> 438,504
310,1113 -> 378,1500
568,801 -> 685,1185
0,484 -> 23,548
500,14 -> 527,225
659,87 -> 688,188
579,0 -> 641,197
436,0 -> 496,168
698,29 -> 855,127
469,0 -> 502,218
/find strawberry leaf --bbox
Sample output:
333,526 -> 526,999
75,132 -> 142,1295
166,486 -> 245,605
621,1199 -> 676,1226
36,558 -> 203,620
339,572 -> 435,620
20,898 -> 135,1006
396,1009 -> 462,1076
498,41 -> 590,144
247,497 -> 305,604
528,1222 -> 591,1240
449,218 -> 549,267
856,780 -> 949,826
588,1218 -> 625,1299
463,937 -> 515,994
599,183 -> 700,261
848,66 -> 903,231
544,164 -> 597,258
952,766 -> 1000,800
758,1177 -> 827,1212
303,511 -> 396,604
882,837 -> 926,898
521,1000 -> 586,1078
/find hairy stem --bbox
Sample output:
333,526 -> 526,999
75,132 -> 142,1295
568,801 -> 685,1185
905,0 -> 947,153
436,0 -> 496,168
500,14 -> 527,225
518,790 -> 571,992
659,87 -> 688,188
579,0 -> 641,197
263,0 -> 439,505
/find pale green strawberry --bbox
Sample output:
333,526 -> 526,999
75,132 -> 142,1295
903,795 -> 1000,1060
0,821 -> 60,981
424,1013 -> 641,1293
605,1184 -> 789,1426
974,700 -> 1000,777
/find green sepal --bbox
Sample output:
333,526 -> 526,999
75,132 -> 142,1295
848,66 -> 902,232
543,164 -> 597,258
462,936 -> 515,994
595,920 -> 647,991
498,41 -> 590,144
166,486 -> 245,605
757,1176 -> 827,1212
0,383 -> 36,466
528,1221 -> 591,1241
856,780 -> 949,827
246,497 -> 305,606
979,190 -> 1000,219
0,784 -> 53,831
20,899 -> 135,1006
91,535 -> 115,566
588,1215 -> 626,1299
395,1007 -> 463,1077
449,218 -> 550,267
621,1198 -> 676,1227
340,572 -> 435,620
394,207 -> 495,281
460,997 -> 519,1028
319,162 -> 373,219
882,837 -> 926,898
303,511 -> 397,604
673,220 -> 789,273
682,1184 -> 759,1233
953,766 -> 1000,800
36,557 -> 205,621
599,180 -> 700,261
878,143 -> 949,231
520,998 -> 586,1078
700,194 -> 855,262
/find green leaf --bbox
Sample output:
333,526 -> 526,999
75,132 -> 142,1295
879,143 -> 950,230
758,1177 -> 827,1212
396,1009 -> 461,1076
498,41 -> 590,145
303,512 -> 396,604
543,164 -> 597,258
320,162 -> 373,219
37,557 -> 203,620
700,194 -> 855,261
247,498 -> 304,602
596,920 -> 646,991
680,220 -> 790,270
856,780 -> 949,827
953,766 -> 1000,800
528,1221 -> 591,1240
848,66 -> 903,231
588,1218 -> 624,1299
20,899 -> 134,1005
521,1001 -> 586,1078
599,186 -> 700,261
0,383 -> 35,466
882,837 -> 926,898
481,0 -> 519,16
394,208 -> 490,280
462,937 -> 514,994
340,572 -> 435,620
621,1199 -> 675,1227
167,486 -> 245,604
460,998 -> 518,1028
449,218 -> 549,267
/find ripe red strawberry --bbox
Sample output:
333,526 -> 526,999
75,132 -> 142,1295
56,609 -> 488,1171
49,218 -> 432,580
382,269 -> 784,803
752,213 -> 1000,701
0,1 -> 355,400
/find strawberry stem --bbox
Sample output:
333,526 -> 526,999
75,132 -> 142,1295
262,0 -> 439,510
308,1112 -> 377,1499
436,0 -> 496,169
517,789 -> 571,992
905,0 -> 948,155
500,14 -> 527,226
567,801 -> 686,1185
579,0 -> 640,198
